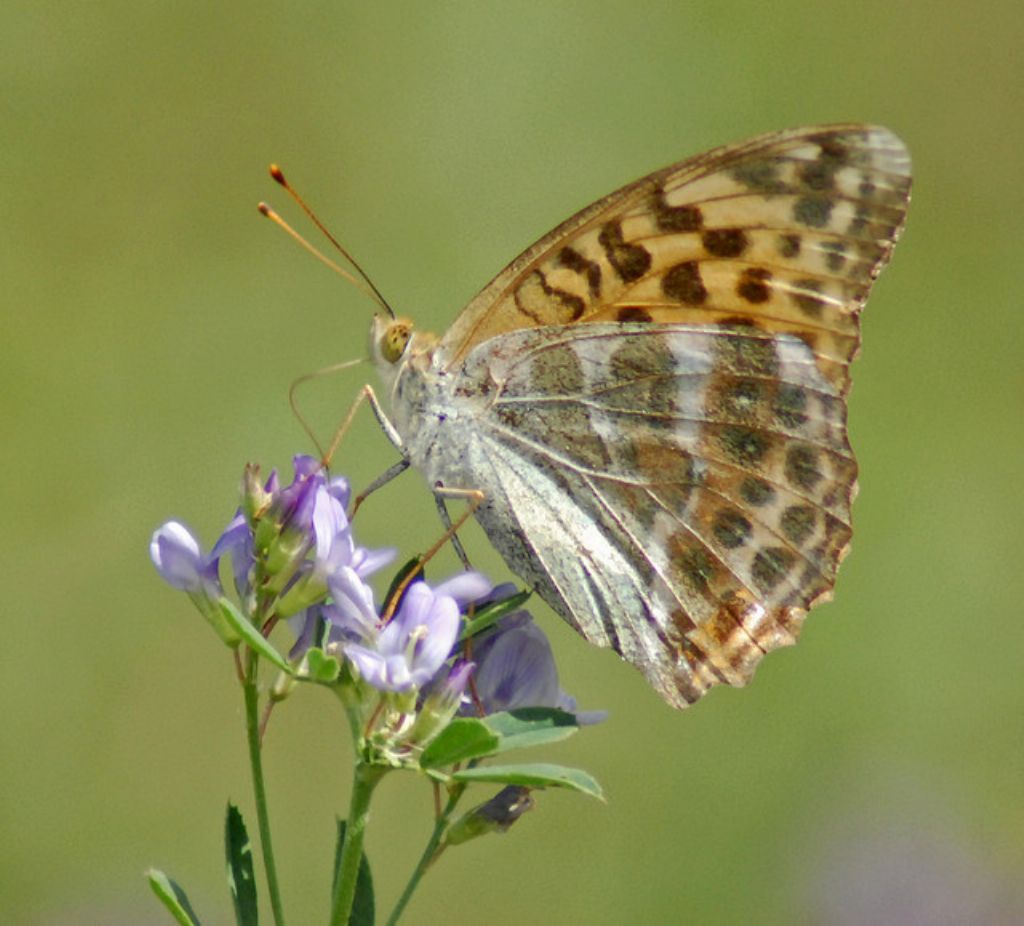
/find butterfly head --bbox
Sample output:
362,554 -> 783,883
369,314 -> 439,389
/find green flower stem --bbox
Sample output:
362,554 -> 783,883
330,761 -> 385,926
243,655 -> 287,926
386,782 -> 466,926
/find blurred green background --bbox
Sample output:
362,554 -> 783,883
5,2 -> 1023,923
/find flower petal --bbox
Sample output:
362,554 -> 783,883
352,545 -> 397,579
325,566 -> 378,640
210,513 -> 253,598
327,475 -> 351,510
409,593 -> 460,685
432,571 -> 494,608
345,644 -> 389,689
312,487 -> 349,562
473,620 -> 561,712
150,521 -> 205,592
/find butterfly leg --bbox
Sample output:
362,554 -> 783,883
322,383 -> 405,467
431,484 -> 486,568
313,383 -> 413,517
351,457 -> 410,517
433,494 -> 472,569
379,483 -> 486,622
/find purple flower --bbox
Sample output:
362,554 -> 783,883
425,659 -> 475,717
310,482 -> 394,584
150,521 -> 220,598
270,455 -> 322,529
432,572 -> 498,610
287,565 -> 379,658
152,458 -> 394,654
406,660 -> 476,747
209,513 -> 253,599
260,457 -> 331,588
274,465 -> 395,617
150,520 -> 242,645
469,612 -> 605,724
345,580 -> 468,693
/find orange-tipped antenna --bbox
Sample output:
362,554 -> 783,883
258,202 -> 392,314
268,164 -> 394,318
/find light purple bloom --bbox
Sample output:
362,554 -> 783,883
290,570 -> 488,670
469,613 -> 605,724
406,660 -> 477,747
287,565 -> 380,658
432,571 -> 497,609
209,513 -> 253,599
150,521 -> 220,597
444,660 -> 475,697
324,566 -> 381,639
345,581 -> 461,693
308,483 -> 395,585
287,602 -> 331,658
266,460 -> 395,618
272,455 -> 321,526
151,520 -> 243,644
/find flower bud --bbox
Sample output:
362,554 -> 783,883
150,522 -> 242,646
444,786 -> 534,846
241,463 -> 273,526
150,522 -> 208,593
404,661 -> 475,749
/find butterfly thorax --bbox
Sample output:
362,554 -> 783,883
370,314 -> 473,480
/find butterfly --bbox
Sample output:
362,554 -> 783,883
368,125 -> 911,709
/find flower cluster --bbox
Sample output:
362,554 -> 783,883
150,456 -> 392,643
150,457 -> 602,763
148,455 -> 606,924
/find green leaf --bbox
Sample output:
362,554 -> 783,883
419,718 -> 500,768
218,600 -> 291,673
306,647 -> 341,683
484,708 -> 580,752
332,819 -> 375,926
459,589 -> 531,641
451,763 -> 604,800
146,868 -> 203,926
224,804 -> 258,926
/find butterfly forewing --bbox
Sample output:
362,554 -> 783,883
386,124 -> 910,709
439,124 -> 910,398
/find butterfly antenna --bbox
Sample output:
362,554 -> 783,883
258,202 -> 391,313
267,164 -> 395,318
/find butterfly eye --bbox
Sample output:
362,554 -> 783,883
380,321 -> 413,364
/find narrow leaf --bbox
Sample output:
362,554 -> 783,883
419,718 -> 500,768
333,819 -> 375,926
451,763 -> 604,800
459,589 -> 531,641
484,708 -> 579,752
382,557 -> 424,617
225,804 -> 258,926
146,868 -> 203,926
218,600 -> 291,672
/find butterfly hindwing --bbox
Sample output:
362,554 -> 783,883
454,322 -> 854,706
